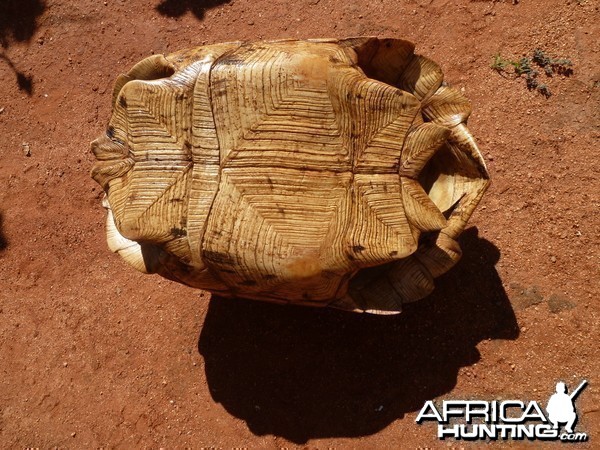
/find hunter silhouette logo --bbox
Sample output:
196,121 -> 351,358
416,379 -> 589,442
547,380 -> 587,434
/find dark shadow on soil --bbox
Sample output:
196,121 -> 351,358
0,0 -> 45,95
198,227 -> 518,443
0,0 -> 46,48
0,212 -> 8,252
0,53 -> 34,94
155,0 -> 232,20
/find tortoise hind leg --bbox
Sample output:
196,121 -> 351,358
340,231 -> 461,314
103,196 -> 162,274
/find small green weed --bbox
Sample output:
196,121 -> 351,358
532,48 -> 573,76
491,53 -> 510,72
491,48 -> 573,98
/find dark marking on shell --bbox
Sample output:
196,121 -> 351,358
170,227 -> 187,238
204,250 -> 234,265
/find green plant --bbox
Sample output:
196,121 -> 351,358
532,48 -> 573,76
491,48 -> 573,97
491,53 -> 510,72
512,57 -> 535,76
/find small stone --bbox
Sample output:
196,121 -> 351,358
550,255 -> 557,263
71,432 -> 76,437
548,294 -> 576,313
22,143 -> 31,157
63,362 -> 68,367
510,284 -> 544,310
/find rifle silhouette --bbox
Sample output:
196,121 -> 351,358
569,380 -> 588,401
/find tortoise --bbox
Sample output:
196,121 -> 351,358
91,37 -> 490,314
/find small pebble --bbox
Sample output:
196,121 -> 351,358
22,143 -> 31,157
548,294 -> 576,313
550,256 -> 557,263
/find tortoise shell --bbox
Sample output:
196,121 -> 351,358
91,37 -> 489,314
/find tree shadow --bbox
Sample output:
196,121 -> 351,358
0,53 -> 33,94
155,0 -> 232,20
0,0 -> 46,48
0,0 -> 46,95
0,212 -> 8,252
198,227 -> 518,443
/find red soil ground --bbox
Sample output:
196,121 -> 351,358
0,0 -> 598,447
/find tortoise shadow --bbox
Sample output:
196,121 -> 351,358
155,0 -> 232,20
198,227 -> 518,443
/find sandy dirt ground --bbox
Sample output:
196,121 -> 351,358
0,0 -> 598,447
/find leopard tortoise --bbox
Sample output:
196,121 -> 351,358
91,37 -> 490,314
